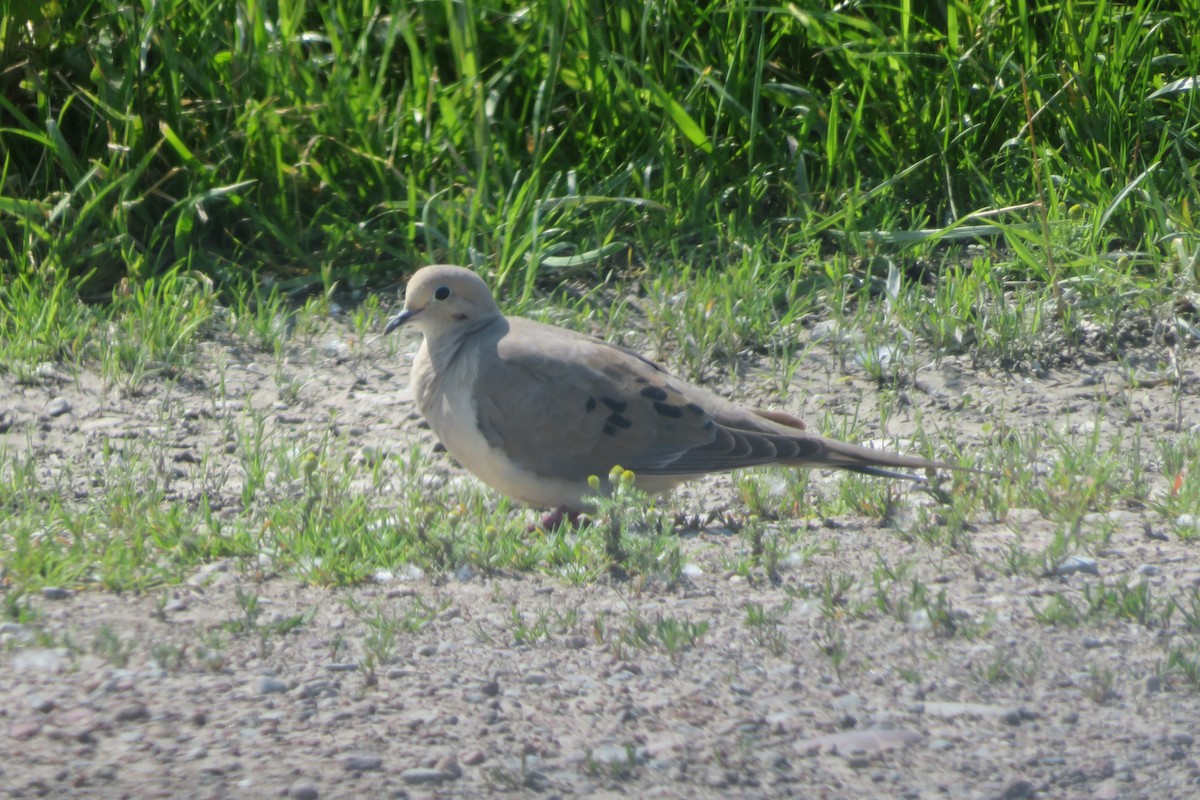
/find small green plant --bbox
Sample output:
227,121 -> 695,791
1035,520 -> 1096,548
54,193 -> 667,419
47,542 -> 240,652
1163,643 -> 1200,691
2,590 -> 40,625
222,586 -> 261,634
509,607 -> 554,646
1087,665 -> 1118,705
611,610 -> 708,661
150,641 -> 188,671
1029,593 -> 1084,628
92,625 -> 133,667
585,466 -> 680,582
744,600 -> 792,656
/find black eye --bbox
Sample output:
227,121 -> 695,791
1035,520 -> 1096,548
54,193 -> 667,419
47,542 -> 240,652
434,286 -> 451,301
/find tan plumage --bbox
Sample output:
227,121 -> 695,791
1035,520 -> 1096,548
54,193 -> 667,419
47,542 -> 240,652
385,265 -> 987,512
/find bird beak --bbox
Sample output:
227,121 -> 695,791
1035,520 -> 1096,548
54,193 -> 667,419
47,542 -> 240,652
384,308 -> 417,335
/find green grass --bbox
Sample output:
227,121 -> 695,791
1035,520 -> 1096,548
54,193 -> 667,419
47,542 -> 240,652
3,0 -> 1197,302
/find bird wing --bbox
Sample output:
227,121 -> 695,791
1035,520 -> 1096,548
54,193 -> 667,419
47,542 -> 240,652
469,317 -> 944,482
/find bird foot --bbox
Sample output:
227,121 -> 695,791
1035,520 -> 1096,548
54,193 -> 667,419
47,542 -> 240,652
529,507 -> 585,532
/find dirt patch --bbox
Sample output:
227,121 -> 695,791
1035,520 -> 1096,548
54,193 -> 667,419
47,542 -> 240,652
3,317 -> 1200,799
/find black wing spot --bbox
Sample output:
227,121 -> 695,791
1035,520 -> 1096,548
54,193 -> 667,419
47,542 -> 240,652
686,403 -> 705,415
634,376 -> 648,384
794,439 -> 822,459
585,397 -> 597,412
602,397 -> 627,414
654,402 -> 683,419
640,386 -> 668,401
606,413 -> 633,430
602,423 -> 617,436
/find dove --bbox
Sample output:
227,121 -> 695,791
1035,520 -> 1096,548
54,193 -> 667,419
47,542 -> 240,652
385,265 -> 989,514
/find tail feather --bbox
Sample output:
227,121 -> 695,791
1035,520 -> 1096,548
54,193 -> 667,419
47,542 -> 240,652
786,434 -> 997,480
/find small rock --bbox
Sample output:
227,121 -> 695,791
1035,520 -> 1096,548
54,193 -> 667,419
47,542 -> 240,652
41,586 -> 71,601
288,779 -> 319,799
1055,556 -> 1098,577
435,755 -> 462,778
480,680 -> 500,697
324,663 -> 358,672
28,693 -> 56,713
1146,675 -> 1163,694
342,755 -> 383,772
1137,564 -> 1163,577
10,721 -> 42,740
113,702 -> 149,722
998,779 -> 1036,799
258,677 -> 288,694
45,397 -> 71,417
461,750 -> 486,766
400,767 -> 447,785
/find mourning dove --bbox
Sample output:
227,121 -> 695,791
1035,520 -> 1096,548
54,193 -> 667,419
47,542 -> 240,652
385,265 -> 989,513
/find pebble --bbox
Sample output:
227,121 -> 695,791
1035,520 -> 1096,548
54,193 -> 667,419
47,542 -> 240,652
1137,564 -> 1163,577
28,693 -> 56,713
12,648 -> 69,674
1055,556 -> 1099,577
324,663 -> 358,672
41,586 -> 72,600
461,750 -> 486,766
400,767 -> 447,785
999,779 -> 1036,799
45,397 -> 71,417
258,677 -> 288,694
341,755 -> 383,772
10,721 -> 42,739
113,702 -> 149,722
288,779 -> 319,799
435,755 -> 462,778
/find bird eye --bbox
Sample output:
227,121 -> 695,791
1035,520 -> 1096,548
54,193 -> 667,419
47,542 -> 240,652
434,286 -> 451,301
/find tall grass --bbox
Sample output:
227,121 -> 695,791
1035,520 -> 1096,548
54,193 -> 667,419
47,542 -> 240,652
1,0 -> 1197,299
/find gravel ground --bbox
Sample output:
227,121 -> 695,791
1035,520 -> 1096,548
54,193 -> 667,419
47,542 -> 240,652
4,314 -> 1200,799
